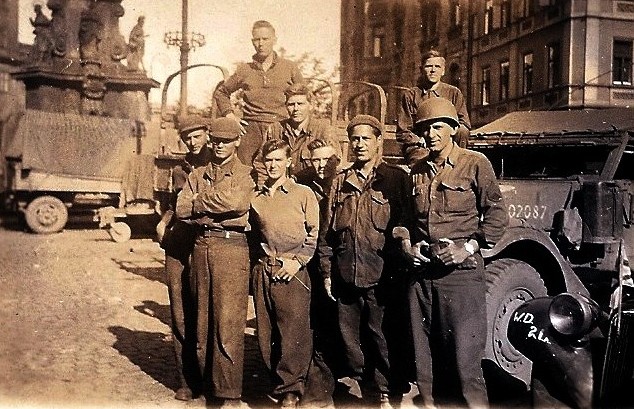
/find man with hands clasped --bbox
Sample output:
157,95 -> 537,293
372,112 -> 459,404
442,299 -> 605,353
394,97 -> 508,408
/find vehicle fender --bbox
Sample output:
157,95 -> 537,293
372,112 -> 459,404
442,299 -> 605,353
482,225 -> 589,297
508,297 -> 594,409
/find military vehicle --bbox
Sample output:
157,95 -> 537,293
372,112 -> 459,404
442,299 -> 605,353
467,108 -> 634,408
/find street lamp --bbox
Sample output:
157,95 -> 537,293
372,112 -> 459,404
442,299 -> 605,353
163,0 -> 206,117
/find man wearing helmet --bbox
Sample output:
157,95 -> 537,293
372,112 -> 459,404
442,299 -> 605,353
394,98 -> 508,408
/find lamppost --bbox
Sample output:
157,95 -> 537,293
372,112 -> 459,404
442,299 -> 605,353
163,0 -> 206,117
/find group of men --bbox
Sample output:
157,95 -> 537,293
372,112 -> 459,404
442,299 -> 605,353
160,19 -> 509,409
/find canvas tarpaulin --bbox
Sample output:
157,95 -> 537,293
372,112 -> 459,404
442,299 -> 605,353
5,109 -> 138,181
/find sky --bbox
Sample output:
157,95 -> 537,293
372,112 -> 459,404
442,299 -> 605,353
17,0 -> 341,107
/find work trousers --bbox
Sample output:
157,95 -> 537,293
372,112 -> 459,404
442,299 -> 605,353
253,261 -> 313,397
237,120 -> 274,166
408,256 -> 489,408
164,220 -> 200,391
337,283 -> 390,394
191,232 -> 250,399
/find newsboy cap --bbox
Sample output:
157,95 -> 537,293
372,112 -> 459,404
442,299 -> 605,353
414,98 -> 459,128
346,114 -> 383,136
177,115 -> 208,136
209,117 -> 242,139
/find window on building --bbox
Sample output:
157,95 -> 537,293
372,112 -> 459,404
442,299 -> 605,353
450,0 -> 461,28
484,0 -> 494,35
501,0 -> 511,28
372,26 -> 385,57
521,0 -> 533,18
547,43 -> 561,88
500,60 -> 510,100
522,52 -> 534,94
481,66 -> 491,105
613,39 -> 633,86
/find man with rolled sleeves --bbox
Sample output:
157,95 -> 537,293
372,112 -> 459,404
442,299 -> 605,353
175,117 -> 255,409
213,20 -> 304,165
161,115 -> 212,401
250,139 -> 319,408
394,98 -> 507,408
318,115 -> 409,409
397,50 -> 471,164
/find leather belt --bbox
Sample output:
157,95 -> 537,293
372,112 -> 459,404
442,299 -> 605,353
198,226 -> 245,239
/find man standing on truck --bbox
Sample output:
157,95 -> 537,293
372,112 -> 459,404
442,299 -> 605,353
175,118 -> 255,409
318,115 -> 409,409
159,115 -> 212,401
213,20 -> 304,166
397,50 -> 471,164
394,98 -> 507,408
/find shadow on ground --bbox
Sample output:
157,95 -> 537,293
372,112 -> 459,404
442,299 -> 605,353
112,258 -> 167,285
108,325 -> 180,393
134,300 -> 172,327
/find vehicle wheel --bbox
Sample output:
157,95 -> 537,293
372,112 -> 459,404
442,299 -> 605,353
485,259 -> 547,383
24,195 -> 69,234
109,221 -> 131,243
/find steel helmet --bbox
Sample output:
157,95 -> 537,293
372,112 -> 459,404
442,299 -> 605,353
414,97 -> 459,129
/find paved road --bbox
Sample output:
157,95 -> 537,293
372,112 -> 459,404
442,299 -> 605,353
0,218 -> 421,409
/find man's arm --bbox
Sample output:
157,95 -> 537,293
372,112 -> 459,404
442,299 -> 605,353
175,171 -> 198,219
474,156 -> 509,248
213,65 -> 245,118
317,177 -> 338,280
192,167 -> 255,217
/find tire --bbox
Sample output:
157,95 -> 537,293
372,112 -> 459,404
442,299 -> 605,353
485,259 -> 547,382
24,195 -> 69,234
109,222 -> 132,243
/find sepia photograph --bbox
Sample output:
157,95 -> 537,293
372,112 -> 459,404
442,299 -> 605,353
0,1 -> 633,408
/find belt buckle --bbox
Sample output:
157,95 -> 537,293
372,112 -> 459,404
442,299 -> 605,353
224,230 -> 230,239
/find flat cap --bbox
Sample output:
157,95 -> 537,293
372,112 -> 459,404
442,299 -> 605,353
177,115 -> 208,136
414,97 -> 459,128
346,114 -> 383,136
209,117 -> 242,139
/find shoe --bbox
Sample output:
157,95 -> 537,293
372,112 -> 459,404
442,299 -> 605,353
220,398 -> 249,409
380,393 -> 394,409
174,386 -> 193,401
281,392 -> 300,408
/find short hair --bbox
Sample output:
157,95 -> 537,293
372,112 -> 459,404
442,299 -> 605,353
422,49 -> 445,64
252,20 -> 276,35
307,138 -> 337,152
261,139 -> 290,158
284,83 -> 313,103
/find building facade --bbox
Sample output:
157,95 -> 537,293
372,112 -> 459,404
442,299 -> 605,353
340,0 -> 634,127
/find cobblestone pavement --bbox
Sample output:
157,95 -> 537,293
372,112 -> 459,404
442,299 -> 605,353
0,218 -> 418,409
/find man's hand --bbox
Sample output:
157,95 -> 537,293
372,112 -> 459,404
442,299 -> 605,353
324,277 -> 335,301
225,112 -> 248,136
434,238 -> 471,266
410,240 -> 431,266
273,258 -> 302,282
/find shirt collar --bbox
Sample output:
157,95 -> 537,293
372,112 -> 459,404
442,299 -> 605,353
251,52 -> 278,70
260,177 -> 294,196
426,142 -> 459,169
203,155 -> 237,180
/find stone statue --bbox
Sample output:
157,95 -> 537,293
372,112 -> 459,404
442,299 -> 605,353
127,16 -> 146,71
78,9 -> 103,63
29,4 -> 53,63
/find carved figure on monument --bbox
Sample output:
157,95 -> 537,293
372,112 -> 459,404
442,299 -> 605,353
78,9 -> 103,63
127,16 -> 146,71
29,4 -> 53,64
46,0 -> 67,58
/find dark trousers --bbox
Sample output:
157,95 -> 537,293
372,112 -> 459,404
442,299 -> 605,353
253,261 -> 313,397
237,120 -> 274,166
337,283 -> 390,394
164,220 -> 201,392
408,257 -> 489,408
191,233 -> 250,399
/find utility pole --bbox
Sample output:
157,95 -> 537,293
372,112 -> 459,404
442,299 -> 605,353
164,0 -> 205,118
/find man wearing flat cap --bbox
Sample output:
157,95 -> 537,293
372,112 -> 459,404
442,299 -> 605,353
318,114 -> 409,409
394,98 -> 507,408
176,117 -> 255,409
161,115 -> 213,401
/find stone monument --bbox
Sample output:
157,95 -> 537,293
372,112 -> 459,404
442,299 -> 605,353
15,0 -> 158,121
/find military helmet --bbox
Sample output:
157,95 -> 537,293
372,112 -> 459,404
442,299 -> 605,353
414,97 -> 459,129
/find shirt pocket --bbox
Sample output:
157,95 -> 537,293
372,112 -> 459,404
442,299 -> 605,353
440,178 -> 474,213
332,192 -> 355,231
370,192 -> 390,232
412,184 -> 427,213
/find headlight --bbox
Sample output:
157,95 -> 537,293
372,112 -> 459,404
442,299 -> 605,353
549,293 -> 600,337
